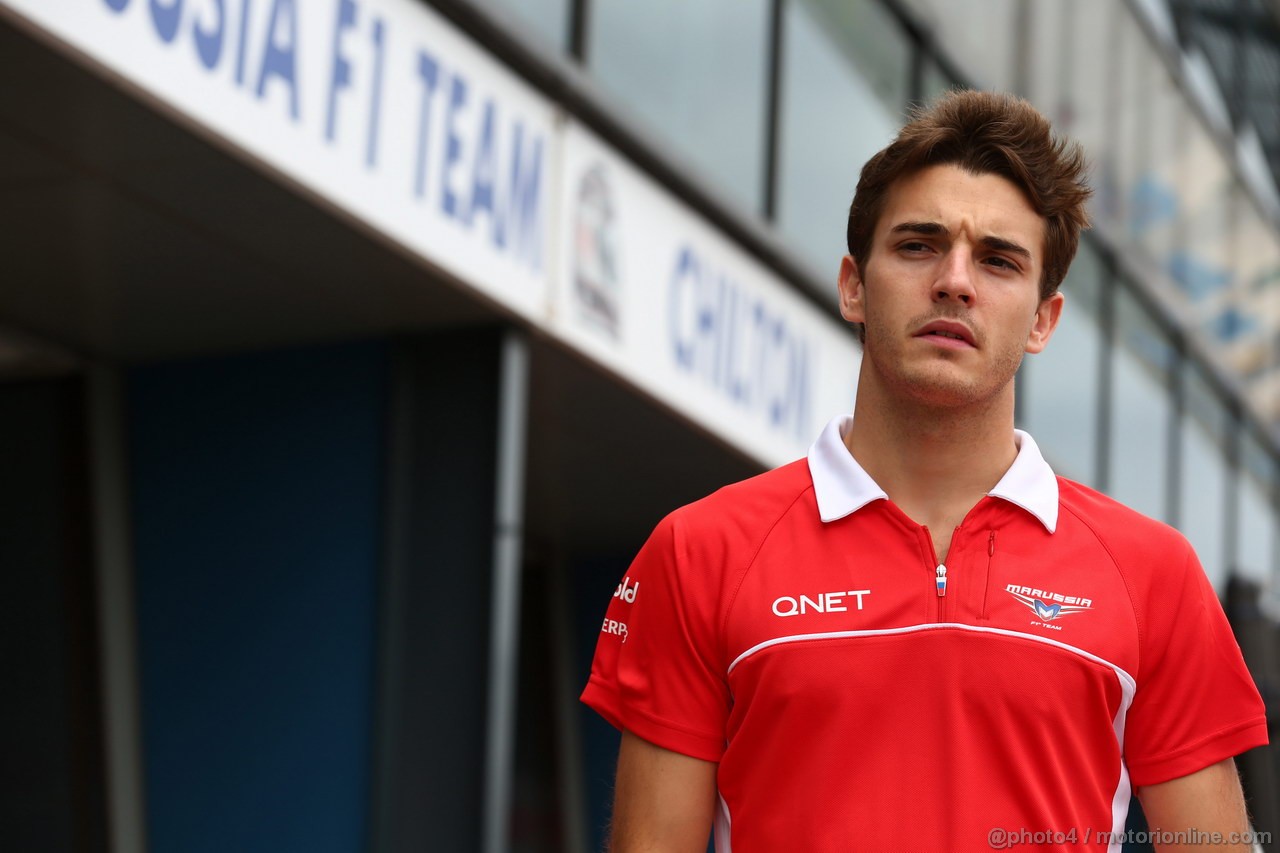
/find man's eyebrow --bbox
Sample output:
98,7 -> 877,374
981,236 -> 1032,261
889,221 -> 948,236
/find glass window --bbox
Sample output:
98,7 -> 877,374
1175,120 -> 1234,314
586,0 -> 771,213
1112,10 -> 1149,246
775,0 -> 906,271
799,0 -> 911,111
1020,242 -> 1105,484
895,0 -> 1018,91
1108,284 -> 1176,521
1026,0 -> 1067,109
1037,0 -> 1113,228
1236,431 -> 1275,583
1131,59 -> 1184,270
482,0 -> 571,53
1179,365 -> 1230,591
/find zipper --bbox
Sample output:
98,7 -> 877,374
935,562 -> 948,619
918,525 -> 944,620
980,530 -> 996,620
935,560 -> 946,622
922,524 -> 960,621
926,522 -> 962,614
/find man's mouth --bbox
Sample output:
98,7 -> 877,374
914,321 -> 976,347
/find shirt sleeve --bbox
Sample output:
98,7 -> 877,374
580,512 -> 730,762
1123,544 -> 1268,787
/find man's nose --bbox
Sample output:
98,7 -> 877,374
932,248 -> 976,305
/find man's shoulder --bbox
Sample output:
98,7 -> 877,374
1056,476 -> 1193,562
665,457 -> 815,539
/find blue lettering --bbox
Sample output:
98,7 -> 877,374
716,279 -> 733,391
256,0 -> 300,121
235,0 -> 252,86
668,246 -> 812,439
193,0 -> 225,70
504,123 -> 543,271
441,75 -> 468,220
326,0 -> 358,143
104,0 -> 130,13
670,248 -> 699,370
716,274 -> 732,388
468,100 -> 497,227
413,50 -> 441,200
149,0 -> 182,43
696,272 -> 719,381
767,317 -> 787,427
366,17 -> 386,168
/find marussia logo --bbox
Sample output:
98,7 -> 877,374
1006,584 -> 1092,622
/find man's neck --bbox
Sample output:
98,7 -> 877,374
843,378 -> 1019,562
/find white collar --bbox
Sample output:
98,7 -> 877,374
806,415 -> 1059,533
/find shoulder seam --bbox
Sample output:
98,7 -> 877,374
1058,498 -> 1146,679
717,482 -> 817,670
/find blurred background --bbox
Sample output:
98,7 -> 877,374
4,0 -> 1280,850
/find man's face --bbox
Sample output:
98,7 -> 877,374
838,163 -> 1062,409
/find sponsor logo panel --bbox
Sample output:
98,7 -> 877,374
1005,583 -> 1093,631
771,589 -> 871,618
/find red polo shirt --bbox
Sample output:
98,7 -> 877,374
582,416 -> 1267,852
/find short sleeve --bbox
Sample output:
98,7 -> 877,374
580,513 -> 730,762
1123,545 -> 1268,787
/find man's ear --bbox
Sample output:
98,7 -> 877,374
1025,291 -> 1065,354
838,255 -> 866,325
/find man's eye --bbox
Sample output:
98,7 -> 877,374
985,256 -> 1017,270
900,242 -> 930,253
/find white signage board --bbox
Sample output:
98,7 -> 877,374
552,120 -> 860,467
5,0 -> 555,318
7,0 -> 862,465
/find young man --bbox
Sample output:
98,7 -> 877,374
581,91 -> 1268,851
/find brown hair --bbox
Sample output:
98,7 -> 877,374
847,89 -> 1092,301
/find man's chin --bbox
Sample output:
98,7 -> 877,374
894,369 -> 1002,409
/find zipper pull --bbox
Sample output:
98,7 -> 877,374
935,564 -> 947,596
989,530 -> 996,556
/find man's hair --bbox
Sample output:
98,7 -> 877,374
846,89 -> 1092,302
